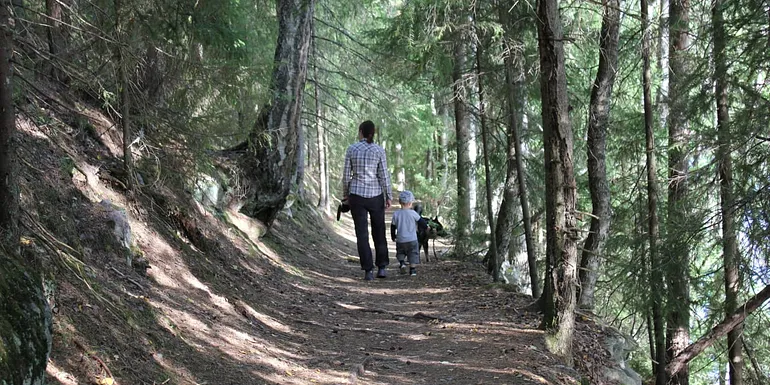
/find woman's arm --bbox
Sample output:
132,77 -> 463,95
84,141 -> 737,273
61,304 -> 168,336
342,148 -> 352,199
376,147 -> 392,203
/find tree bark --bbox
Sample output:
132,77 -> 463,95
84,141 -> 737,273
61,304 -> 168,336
0,3 -> 52,382
453,31 -> 473,256
241,0 -> 314,225
642,0 -> 667,383
312,32 -> 329,215
666,285 -> 770,378
494,3 -> 539,296
474,17 -> 499,281
713,1 -> 742,383
578,0 -> 620,311
426,146 -> 435,183
666,0 -> 692,383
438,93 -> 451,213
0,0 -> 17,254
295,119 -> 306,199
537,0 -> 578,366
46,0 -> 69,83
656,0 -> 670,132
396,143 -> 405,191
316,107 -> 329,214
114,0 -> 134,191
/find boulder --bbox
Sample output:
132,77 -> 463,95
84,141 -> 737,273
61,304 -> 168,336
99,199 -> 132,265
601,327 -> 642,385
193,174 -> 222,210
500,260 -> 526,293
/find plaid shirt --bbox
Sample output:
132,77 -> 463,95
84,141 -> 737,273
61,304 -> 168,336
342,139 -> 392,201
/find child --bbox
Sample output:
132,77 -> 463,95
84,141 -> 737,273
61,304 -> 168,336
390,191 -> 423,276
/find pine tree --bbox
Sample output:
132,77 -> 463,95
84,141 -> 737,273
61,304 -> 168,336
537,0 -> 579,365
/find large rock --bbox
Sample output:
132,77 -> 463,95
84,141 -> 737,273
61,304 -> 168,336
99,199 -> 132,265
601,327 -> 642,385
193,174 -> 222,210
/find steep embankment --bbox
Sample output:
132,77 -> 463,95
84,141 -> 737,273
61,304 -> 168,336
16,88 -> 626,385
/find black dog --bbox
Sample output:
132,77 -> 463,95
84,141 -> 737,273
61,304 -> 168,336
336,200 -> 350,221
413,204 -> 445,262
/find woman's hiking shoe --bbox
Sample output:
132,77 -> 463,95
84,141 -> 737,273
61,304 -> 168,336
364,270 -> 374,281
409,267 -> 417,276
399,262 -> 407,275
377,267 -> 387,278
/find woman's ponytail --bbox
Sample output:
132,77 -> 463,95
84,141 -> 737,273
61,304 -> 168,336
359,120 -> 375,144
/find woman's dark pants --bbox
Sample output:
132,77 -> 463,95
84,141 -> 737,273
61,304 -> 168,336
348,194 -> 389,271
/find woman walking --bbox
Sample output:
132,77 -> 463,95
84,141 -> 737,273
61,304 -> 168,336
342,120 -> 393,280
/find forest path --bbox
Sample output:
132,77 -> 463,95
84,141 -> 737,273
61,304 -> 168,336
245,206 -> 573,385
44,193 -> 578,385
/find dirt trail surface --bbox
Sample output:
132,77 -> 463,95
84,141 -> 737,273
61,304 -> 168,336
43,202 -> 578,385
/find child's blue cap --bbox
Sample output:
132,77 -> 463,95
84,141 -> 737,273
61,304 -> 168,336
399,190 -> 415,203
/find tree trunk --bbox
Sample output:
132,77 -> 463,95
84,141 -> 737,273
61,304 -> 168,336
295,119 -> 306,199
426,146 -> 435,183
0,0 -> 17,254
666,0 -> 692,382
577,0 -> 619,311
11,0 -> 24,36
46,0 -> 69,83
312,33 -> 329,215
656,0 -> 670,131
241,0 -> 314,225
438,93 -> 451,212
396,143 -> 405,191
0,3 -> 52,381
495,3 -> 539,296
453,32 -> 473,256
537,0 -> 578,366
713,1 -> 742,383
315,107 -> 329,214
474,18 -> 499,281
642,0 -> 667,382
666,285 -> 770,378
316,110 -> 329,214
114,0 -> 134,191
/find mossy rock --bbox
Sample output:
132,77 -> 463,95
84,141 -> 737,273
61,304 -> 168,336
0,251 -> 52,385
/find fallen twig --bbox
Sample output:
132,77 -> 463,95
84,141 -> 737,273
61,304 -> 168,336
413,312 -> 455,323
109,266 -> 145,291
74,339 -> 115,384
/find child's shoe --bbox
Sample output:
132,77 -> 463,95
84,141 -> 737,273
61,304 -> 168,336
399,262 -> 407,275
409,267 -> 417,276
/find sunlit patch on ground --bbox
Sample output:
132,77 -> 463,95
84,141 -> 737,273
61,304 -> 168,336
46,362 -> 79,385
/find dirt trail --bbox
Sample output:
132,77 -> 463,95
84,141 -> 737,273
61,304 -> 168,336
43,196 -> 580,385
210,206 -> 578,385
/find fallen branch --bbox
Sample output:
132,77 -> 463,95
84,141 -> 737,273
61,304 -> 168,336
109,266 -> 145,291
666,284 -> 770,376
295,319 -> 405,336
413,312 -> 455,323
74,339 -> 115,384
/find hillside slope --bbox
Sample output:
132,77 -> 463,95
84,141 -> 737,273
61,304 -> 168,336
15,88 -> 623,385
